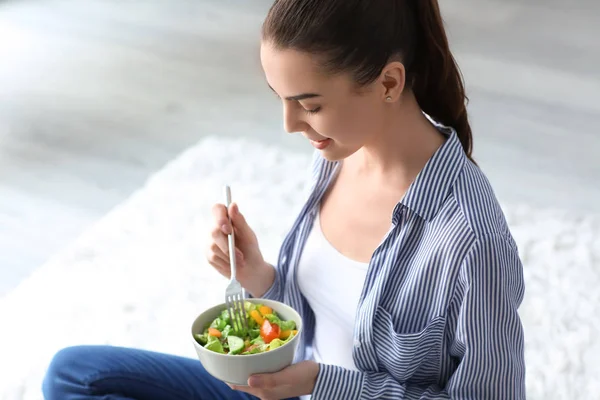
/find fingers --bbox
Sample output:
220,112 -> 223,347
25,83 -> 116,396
248,361 -> 318,390
207,242 -> 228,265
229,203 -> 252,237
212,203 -> 232,234
207,202 -> 250,278
206,240 -> 244,274
208,241 -> 244,264
228,384 -> 277,400
249,371 -> 280,389
210,223 -> 230,255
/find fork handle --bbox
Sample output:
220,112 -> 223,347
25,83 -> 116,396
224,185 -> 237,280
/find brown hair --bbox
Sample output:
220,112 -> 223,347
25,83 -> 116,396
262,0 -> 473,160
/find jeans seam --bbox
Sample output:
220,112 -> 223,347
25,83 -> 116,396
85,371 -> 194,400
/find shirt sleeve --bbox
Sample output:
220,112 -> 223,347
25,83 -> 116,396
312,234 -> 526,400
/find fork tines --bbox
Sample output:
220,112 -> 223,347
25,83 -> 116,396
226,293 -> 248,333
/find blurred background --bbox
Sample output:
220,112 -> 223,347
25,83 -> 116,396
0,0 -> 599,297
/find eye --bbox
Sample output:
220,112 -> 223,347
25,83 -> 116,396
303,106 -> 321,115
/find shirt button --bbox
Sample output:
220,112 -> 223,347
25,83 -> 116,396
354,340 -> 361,348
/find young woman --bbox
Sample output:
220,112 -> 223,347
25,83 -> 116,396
42,0 -> 526,399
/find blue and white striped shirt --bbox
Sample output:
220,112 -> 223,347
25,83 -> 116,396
261,123 -> 526,399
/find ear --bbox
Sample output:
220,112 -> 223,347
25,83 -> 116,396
379,61 -> 406,102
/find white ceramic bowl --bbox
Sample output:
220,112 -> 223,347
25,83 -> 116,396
191,298 -> 303,386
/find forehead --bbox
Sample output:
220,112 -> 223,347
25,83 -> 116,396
260,41 -> 330,95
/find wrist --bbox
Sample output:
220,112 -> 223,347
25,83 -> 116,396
248,261 -> 275,298
306,360 -> 319,394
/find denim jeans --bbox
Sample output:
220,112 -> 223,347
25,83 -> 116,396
42,345 -> 300,400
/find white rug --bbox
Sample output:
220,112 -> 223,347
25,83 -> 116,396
0,137 -> 598,400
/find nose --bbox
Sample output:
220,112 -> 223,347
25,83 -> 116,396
283,103 -> 306,134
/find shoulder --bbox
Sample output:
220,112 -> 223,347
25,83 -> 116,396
449,160 -> 517,249
447,163 -> 523,289
416,159 -> 520,271
441,165 -> 524,304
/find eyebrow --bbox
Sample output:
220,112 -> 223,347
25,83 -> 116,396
268,85 -> 321,101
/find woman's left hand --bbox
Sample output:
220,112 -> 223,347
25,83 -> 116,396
229,360 -> 319,400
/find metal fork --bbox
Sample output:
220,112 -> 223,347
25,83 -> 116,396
224,185 -> 249,333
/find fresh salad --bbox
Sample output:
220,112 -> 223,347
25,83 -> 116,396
194,301 -> 298,355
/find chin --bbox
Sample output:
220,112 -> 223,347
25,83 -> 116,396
319,143 -> 359,162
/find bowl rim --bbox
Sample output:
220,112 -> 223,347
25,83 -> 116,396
191,298 -> 302,359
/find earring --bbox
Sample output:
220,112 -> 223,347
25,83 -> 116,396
386,96 -> 392,102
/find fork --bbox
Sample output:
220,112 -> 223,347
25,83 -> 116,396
224,185 -> 249,334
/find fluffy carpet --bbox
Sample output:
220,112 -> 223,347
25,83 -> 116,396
0,137 -> 598,399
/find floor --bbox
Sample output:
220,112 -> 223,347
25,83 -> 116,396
0,0 -> 598,296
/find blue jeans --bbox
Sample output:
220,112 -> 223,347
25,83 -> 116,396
42,345 -> 300,400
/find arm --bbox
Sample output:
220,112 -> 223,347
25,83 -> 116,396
312,235 -> 526,400
446,234 -> 526,399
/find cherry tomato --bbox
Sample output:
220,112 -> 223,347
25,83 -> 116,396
260,319 -> 280,344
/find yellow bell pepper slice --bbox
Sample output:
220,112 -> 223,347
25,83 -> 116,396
258,305 -> 273,316
250,309 -> 264,325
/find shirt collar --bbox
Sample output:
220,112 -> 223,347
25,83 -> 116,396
398,128 -> 466,222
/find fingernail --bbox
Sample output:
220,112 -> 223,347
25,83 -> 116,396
248,376 -> 262,388
221,224 -> 230,234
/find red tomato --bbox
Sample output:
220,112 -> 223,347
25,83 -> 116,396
260,319 -> 280,344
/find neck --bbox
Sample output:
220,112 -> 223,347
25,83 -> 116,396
346,92 -> 445,184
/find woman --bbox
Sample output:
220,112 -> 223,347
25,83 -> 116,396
43,0 -> 526,399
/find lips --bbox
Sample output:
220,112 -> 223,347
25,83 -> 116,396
309,138 -> 332,150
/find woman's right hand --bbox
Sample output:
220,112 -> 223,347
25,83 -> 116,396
206,202 -> 275,298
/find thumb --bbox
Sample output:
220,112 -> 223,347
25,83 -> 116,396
248,361 -> 312,388
229,203 -> 253,236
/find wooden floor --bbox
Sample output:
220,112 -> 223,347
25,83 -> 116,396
0,0 -> 599,295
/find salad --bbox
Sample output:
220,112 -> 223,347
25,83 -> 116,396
194,301 -> 298,355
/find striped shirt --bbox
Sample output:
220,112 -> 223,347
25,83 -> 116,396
260,121 -> 526,399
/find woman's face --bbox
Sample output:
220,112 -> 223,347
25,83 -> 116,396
260,42 -> 388,161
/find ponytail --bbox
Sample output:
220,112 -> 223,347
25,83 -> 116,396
411,1 -> 473,160
263,0 -> 474,160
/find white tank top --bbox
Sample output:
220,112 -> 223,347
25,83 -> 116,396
297,210 -> 369,371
